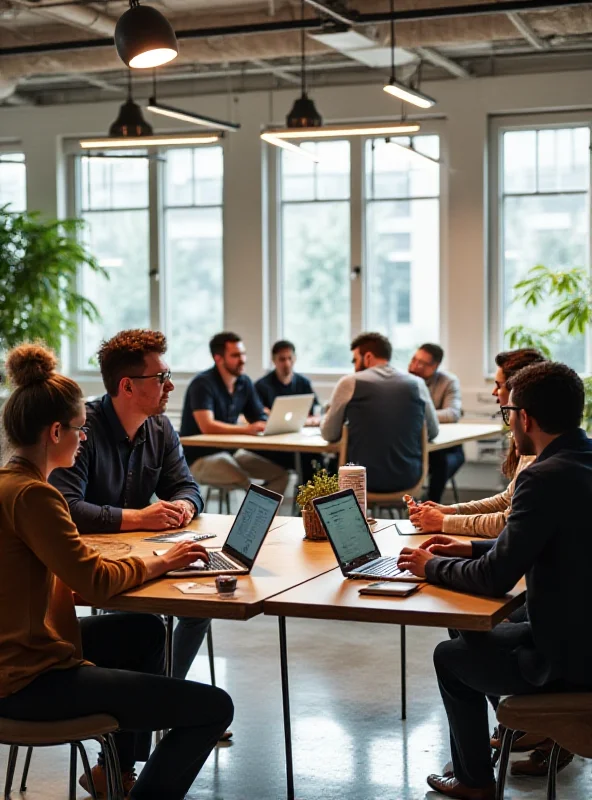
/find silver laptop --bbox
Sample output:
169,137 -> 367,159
168,484 -> 283,577
313,489 -> 424,582
261,393 -> 314,436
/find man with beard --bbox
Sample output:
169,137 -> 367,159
50,328 -> 214,696
180,331 -> 289,496
321,332 -> 439,493
397,361 -> 592,800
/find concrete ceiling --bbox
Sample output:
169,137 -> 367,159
0,0 -> 591,105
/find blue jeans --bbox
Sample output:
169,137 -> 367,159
173,616 -> 212,679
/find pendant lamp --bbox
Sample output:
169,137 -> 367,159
115,0 -> 178,69
383,0 -> 436,109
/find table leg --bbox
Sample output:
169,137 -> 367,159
400,624 -> 407,721
278,616 -> 295,800
165,615 -> 174,678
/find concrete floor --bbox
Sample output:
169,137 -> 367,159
1,616 -> 590,800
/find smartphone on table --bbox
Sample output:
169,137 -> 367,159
359,581 -> 420,598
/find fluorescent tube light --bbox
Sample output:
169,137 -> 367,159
383,80 -> 436,110
146,98 -> 240,132
260,133 -> 320,162
80,133 -> 221,149
385,139 -> 440,167
261,121 -> 420,142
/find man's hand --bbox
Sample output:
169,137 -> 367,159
397,547 -> 435,578
138,501 -> 185,531
305,415 -> 321,427
418,535 -> 473,558
244,420 -> 267,435
171,499 -> 195,526
409,505 -> 446,533
160,541 -> 210,571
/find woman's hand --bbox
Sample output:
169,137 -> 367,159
409,505 -> 446,532
143,542 -> 210,581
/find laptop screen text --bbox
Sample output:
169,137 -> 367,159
225,489 -> 280,562
315,493 -> 376,565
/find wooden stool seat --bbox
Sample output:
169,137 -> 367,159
0,714 -> 118,746
498,693 -> 592,758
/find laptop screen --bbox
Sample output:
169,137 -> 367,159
313,490 -> 378,566
224,484 -> 282,567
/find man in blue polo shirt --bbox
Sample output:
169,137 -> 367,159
180,332 -> 289,495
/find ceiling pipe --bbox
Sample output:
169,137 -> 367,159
0,0 -> 587,58
9,0 -> 116,36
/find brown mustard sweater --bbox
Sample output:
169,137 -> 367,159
0,458 -> 147,698
441,455 -> 536,538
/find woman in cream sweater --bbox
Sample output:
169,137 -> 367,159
410,348 -> 545,537
0,344 -> 233,800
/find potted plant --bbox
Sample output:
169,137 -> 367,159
0,207 -> 106,354
295,468 -> 340,541
505,264 -> 592,431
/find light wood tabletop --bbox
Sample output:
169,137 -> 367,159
264,530 -> 525,631
179,422 -> 503,455
94,513 -> 397,621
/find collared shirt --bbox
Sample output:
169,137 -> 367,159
50,395 -> 203,533
426,428 -> 592,687
425,369 -> 462,423
180,366 -> 266,464
255,371 -> 319,413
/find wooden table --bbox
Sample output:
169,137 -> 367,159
263,530 -> 525,800
179,421 -> 503,456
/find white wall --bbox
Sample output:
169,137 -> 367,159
2,68 -> 591,413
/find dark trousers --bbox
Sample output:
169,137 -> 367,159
0,613 -> 233,800
434,622 -> 577,789
428,445 -> 465,502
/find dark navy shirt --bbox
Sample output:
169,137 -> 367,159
180,366 -> 266,464
50,395 -> 203,533
254,371 -> 319,414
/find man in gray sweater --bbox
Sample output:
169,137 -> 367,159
321,333 -> 439,493
409,343 -> 464,502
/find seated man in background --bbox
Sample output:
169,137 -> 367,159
398,361 -> 592,800
409,348 -> 545,538
255,339 -> 321,484
321,332 -> 439,493
409,343 -> 464,502
180,331 -> 289,496
50,330 -> 213,687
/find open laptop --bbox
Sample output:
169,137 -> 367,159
167,484 -> 283,577
260,394 -> 314,436
313,489 -> 424,582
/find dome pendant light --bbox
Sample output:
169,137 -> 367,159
115,0 -> 178,69
285,0 -> 323,129
383,0 -> 436,109
109,71 -> 154,138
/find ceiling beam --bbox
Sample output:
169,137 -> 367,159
303,0 -> 357,25
414,46 -> 471,78
506,11 -> 550,50
249,58 -> 301,84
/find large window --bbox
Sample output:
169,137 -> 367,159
494,123 -> 590,372
365,136 -> 440,367
279,141 -> 351,371
73,145 -> 224,373
0,152 -> 26,211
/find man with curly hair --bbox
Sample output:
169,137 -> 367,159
50,330 -> 216,688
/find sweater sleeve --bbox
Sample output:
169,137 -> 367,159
15,483 -> 147,606
320,375 -> 356,443
442,508 -> 509,538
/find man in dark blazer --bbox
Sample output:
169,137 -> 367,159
398,361 -> 592,800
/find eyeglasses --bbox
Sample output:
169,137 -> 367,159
499,405 -> 521,426
129,370 -> 172,385
65,424 -> 89,436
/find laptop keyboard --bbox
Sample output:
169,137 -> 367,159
190,551 -> 237,571
354,557 -> 403,578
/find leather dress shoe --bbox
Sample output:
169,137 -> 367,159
490,724 -> 548,752
426,774 -> 496,799
511,745 -> 574,776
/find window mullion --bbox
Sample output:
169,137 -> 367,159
148,152 -> 163,331
350,136 -> 363,339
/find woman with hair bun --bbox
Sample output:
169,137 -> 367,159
0,344 -> 233,800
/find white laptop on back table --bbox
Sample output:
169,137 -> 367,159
260,393 -> 314,436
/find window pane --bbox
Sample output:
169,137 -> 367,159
366,136 -> 439,201
79,210 -> 150,367
503,193 -> 587,372
503,130 -> 537,194
366,199 -> 439,366
77,154 -> 150,369
0,154 -> 26,211
164,207 -> 223,371
281,202 -> 350,370
163,145 -> 224,371
537,127 -> 589,193
281,140 -> 349,201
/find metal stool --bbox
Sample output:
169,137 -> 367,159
204,484 -> 241,514
2,714 -> 123,800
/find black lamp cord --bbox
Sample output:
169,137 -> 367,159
300,0 -> 306,96
389,0 -> 396,84
127,68 -> 132,101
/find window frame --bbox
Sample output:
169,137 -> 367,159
488,112 -> 592,375
65,141 -> 225,381
267,119 -> 447,377
0,146 -> 27,211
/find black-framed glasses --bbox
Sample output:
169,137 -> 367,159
65,424 -> 89,436
129,370 -> 172,385
500,405 -> 521,426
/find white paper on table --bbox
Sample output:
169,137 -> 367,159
173,582 -> 219,595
